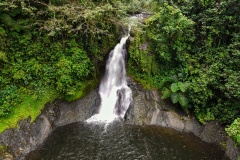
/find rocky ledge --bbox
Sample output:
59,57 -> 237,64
0,77 -> 239,160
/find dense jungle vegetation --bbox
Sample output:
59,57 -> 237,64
0,0 -> 239,145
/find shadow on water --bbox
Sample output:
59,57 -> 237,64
26,120 -> 226,160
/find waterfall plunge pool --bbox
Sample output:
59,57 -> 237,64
26,23 -> 226,160
25,120 -> 227,160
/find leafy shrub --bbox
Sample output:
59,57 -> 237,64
0,0 -> 126,118
0,85 -> 20,117
161,74 -> 190,110
225,118 -> 240,146
129,1 -> 240,127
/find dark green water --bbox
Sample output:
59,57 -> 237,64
26,121 -> 227,160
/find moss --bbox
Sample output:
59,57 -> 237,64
128,26 -> 160,90
0,77 -> 99,133
0,88 -> 59,134
65,80 -> 98,102
128,74 -> 150,90
0,80 -> 99,134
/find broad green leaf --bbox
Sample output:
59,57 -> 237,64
171,92 -> 179,104
161,88 -> 171,99
170,83 -> 179,92
178,93 -> 188,107
178,82 -> 190,92
161,76 -> 177,87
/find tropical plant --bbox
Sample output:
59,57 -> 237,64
225,118 -> 240,146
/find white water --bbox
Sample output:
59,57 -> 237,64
87,31 -> 132,123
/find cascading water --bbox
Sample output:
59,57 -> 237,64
87,30 -> 132,123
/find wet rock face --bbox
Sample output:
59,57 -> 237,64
125,78 -> 155,125
0,89 -> 100,160
125,77 -> 240,160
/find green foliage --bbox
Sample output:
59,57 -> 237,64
128,1 -> 239,134
173,0 -> 240,125
178,82 -> 190,92
225,118 -> 240,146
0,88 -> 59,133
54,40 -> 93,94
0,0 -> 239,145
0,34 -> 95,117
144,3 -> 195,110
128,30 -> 159,89
138,0 -> 240,125
158,74 -> 190,109
178,93 -> 188,107
0,0 -> 132,133
0,85 -> 20,117
161,75 -> 190,109
170,83 -> 179,93
171,92 -> 179,104
128,3 -> 193,110
196,108 -> 215,124
146,3 -> 195,64
65,80 -> 98,102
0,51 -> 7,62
161,88 -> 171,99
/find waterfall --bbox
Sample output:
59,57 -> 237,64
87,31 -> 132,123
